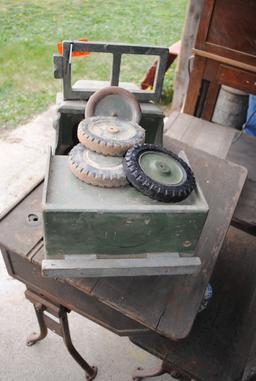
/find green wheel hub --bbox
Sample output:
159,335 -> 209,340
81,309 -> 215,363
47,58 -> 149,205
139,152 -> 187,186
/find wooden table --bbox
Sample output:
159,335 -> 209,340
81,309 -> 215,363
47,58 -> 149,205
0,137 -> 246,340
1,116 -> 255,380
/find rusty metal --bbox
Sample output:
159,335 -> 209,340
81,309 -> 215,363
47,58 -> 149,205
26,303 -> 48,346
132,361 -> 192,381
25,290 -> 98,381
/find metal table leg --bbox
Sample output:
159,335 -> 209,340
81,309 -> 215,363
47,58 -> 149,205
25,289 -> 98,381
26,303 -> 48,346
132,360 -> 192,381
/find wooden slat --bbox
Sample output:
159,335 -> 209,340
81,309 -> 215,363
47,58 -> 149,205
193,48 -> 256,74
183,55 -> 206,115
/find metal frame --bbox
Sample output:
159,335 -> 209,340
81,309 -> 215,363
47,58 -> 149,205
25,289 -> 98,381
53,41 -> 169,102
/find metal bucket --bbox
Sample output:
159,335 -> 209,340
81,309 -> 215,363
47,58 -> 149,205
212,85 -> 249,129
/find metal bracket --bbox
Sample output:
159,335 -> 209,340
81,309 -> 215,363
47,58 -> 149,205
42,252 -> 201,278
25,289 -> 98,381
53,55 -> 64,79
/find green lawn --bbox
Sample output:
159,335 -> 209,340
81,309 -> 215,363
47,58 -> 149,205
0,0 -> 187,129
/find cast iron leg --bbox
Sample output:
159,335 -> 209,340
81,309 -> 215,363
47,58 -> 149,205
25,289 -> 98,380
60,311 -> 98,381
26,303 -> 48,346
132,360 -> 192,381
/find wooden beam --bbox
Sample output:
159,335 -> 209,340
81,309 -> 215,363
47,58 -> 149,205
170,0 -> 204,114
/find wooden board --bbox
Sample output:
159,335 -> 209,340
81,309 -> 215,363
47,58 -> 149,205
165,112 -> 256,234
171,0 -> 204,113
165,111 -> 237,158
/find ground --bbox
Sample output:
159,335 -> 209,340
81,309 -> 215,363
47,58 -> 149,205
0,0 -> 187,130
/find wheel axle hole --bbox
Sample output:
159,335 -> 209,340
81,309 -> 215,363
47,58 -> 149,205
27,213 -> 40,225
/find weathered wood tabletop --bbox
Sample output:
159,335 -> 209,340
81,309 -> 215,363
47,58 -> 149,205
166,111 -> 256,234
0,133 -> 247,340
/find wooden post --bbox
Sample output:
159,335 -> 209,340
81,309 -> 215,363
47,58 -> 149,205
170,0 -> 204,114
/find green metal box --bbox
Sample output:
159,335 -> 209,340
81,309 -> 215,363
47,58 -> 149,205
42,152 -> 208,260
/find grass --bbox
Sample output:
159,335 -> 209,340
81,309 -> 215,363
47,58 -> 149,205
0,0 -> 187,129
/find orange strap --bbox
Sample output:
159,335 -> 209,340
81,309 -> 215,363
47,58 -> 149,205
57,38 -> 91,56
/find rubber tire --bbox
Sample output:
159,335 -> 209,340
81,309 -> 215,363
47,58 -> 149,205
69,143 -> 128,188
123,144 -> 196,203
77,117 -> 145,156
85,86 -> 141,124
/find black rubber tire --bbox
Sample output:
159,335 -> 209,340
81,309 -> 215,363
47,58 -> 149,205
123,144 -> 196,203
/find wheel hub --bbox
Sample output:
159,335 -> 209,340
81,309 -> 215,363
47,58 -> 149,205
139,151 -> 186,186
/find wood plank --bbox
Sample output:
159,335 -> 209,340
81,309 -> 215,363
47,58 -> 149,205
165,113 -> 256,234
91,139 -> 247,339
0,184 -> 44,257
131,227 -> 256,381
218,65 -> 256,95
171,0 -> 204,112
228,135 -> 256,234
155,138 -> 247,339
232,179 -> 256,235
227,134 -> 256,182
193,49 -> 256,74
165,112 -> 237,158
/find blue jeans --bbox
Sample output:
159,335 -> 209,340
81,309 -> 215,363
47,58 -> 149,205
244,95 -> 256,136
